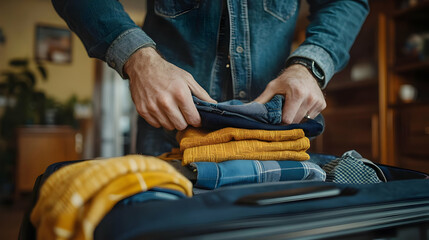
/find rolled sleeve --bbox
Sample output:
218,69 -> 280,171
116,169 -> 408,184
288,44 -> 335,89
106,28 -> 156,79
291,0 -> 369,88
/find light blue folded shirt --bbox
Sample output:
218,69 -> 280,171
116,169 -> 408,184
192,160 -> 326,190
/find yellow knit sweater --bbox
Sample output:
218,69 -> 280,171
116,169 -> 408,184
159,127 -> 310,165
30,155 -> 192,240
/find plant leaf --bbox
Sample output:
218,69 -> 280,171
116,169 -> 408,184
37,65 -> 48,80
9,59 -> 28,67
33,91 -> 46,102
0,83 -> 7,94
23,71 -> 36,88
16,81 -> 29,92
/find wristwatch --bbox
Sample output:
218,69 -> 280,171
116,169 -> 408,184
286,57 -> 325,88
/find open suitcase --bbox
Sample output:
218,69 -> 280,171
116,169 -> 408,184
19,154 -> 429,240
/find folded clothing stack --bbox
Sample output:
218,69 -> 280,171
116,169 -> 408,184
177,127 -> 311,165
158,96 -> 327,189
174,96 -> 325,165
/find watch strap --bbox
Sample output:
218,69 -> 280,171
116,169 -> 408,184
286,57 -> 325,88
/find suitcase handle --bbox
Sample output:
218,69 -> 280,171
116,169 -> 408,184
235,185 -> 357,206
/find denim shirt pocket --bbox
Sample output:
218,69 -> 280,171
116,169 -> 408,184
263,0 -> 298,22
154,0 -> 200,18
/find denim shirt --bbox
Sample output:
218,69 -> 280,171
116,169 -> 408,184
193,95 -> 284,124
52,0 -> 368,101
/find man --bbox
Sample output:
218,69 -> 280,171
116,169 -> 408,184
52,0 -> 369,155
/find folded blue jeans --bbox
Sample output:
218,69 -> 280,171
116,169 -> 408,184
194,96 -> 325,138
191,160 -> 326,190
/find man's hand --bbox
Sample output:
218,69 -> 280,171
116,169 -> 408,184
254,64 -> 326,124
124,47 -> 216,131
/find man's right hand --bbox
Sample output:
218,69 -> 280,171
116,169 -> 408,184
124,47 -> 216,131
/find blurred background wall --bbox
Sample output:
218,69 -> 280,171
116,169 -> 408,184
0,0 -> 95,102
0,0 -> 146,205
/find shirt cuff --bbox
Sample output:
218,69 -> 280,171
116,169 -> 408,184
288,44 -> 335,89
106,28 -> 156,79
191,162 -> 219,190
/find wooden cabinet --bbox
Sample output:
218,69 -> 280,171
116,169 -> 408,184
393,101 -> 429,174
310,0 -> 383,162
312,0 -> 429,172
16,126 -> 81,193
319,106 -> 379,161
385,0 -> 429,172
398,105 -> 429,158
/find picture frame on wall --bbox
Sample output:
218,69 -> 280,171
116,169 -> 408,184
35,24 -> 72,64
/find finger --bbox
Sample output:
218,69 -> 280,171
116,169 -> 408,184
164,105 -> 188,130
282,96 -> 303,124
157,113 -> 176,131
164,87 -> 199,129
305,104 -> 321,120
144,114 -> 162,128
254,84 -> 276,104
151,107 -> 176,131
134,103 -> 162,128
172,86 -> 201,127
293,103 -> 311,123
293,96 -> 316,123
154,93 -> 187,130
178,94 -> 202,128
304,97 -> 326,120
186,77 -> 217,103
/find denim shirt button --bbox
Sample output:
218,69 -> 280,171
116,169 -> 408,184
239,91 -> 247,98
110,61 -> 116,68
236,46 -> 244,53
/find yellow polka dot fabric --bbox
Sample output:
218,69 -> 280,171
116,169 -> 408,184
30,155 -> 192,240
170,127 -> 310,165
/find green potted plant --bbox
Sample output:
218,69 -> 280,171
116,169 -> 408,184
0,58 -> 47,201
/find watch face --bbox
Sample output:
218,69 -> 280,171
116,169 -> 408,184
311,61 -> 324,80
288,57 -> 324,84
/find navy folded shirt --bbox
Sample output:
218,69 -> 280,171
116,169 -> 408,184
193,96 -> 325,138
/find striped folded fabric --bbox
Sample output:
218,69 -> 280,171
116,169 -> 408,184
192,159 -> 326,189
175,127 -> 310,165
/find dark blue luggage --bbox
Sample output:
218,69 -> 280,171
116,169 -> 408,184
97,179 -> 429,240
19,155 -> 429,240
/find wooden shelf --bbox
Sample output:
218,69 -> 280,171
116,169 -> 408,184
324,104 -> 378,114
389,101 -> 429,109
394,60 -> 429,73
326,79 -> 378,92
314,0 -> 429,167
393,1 -> 429,18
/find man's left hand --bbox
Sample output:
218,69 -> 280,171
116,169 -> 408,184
254,64 -> 326,124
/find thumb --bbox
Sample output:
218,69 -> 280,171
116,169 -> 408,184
186,77 -> 217,103
253,87 -> 276,104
